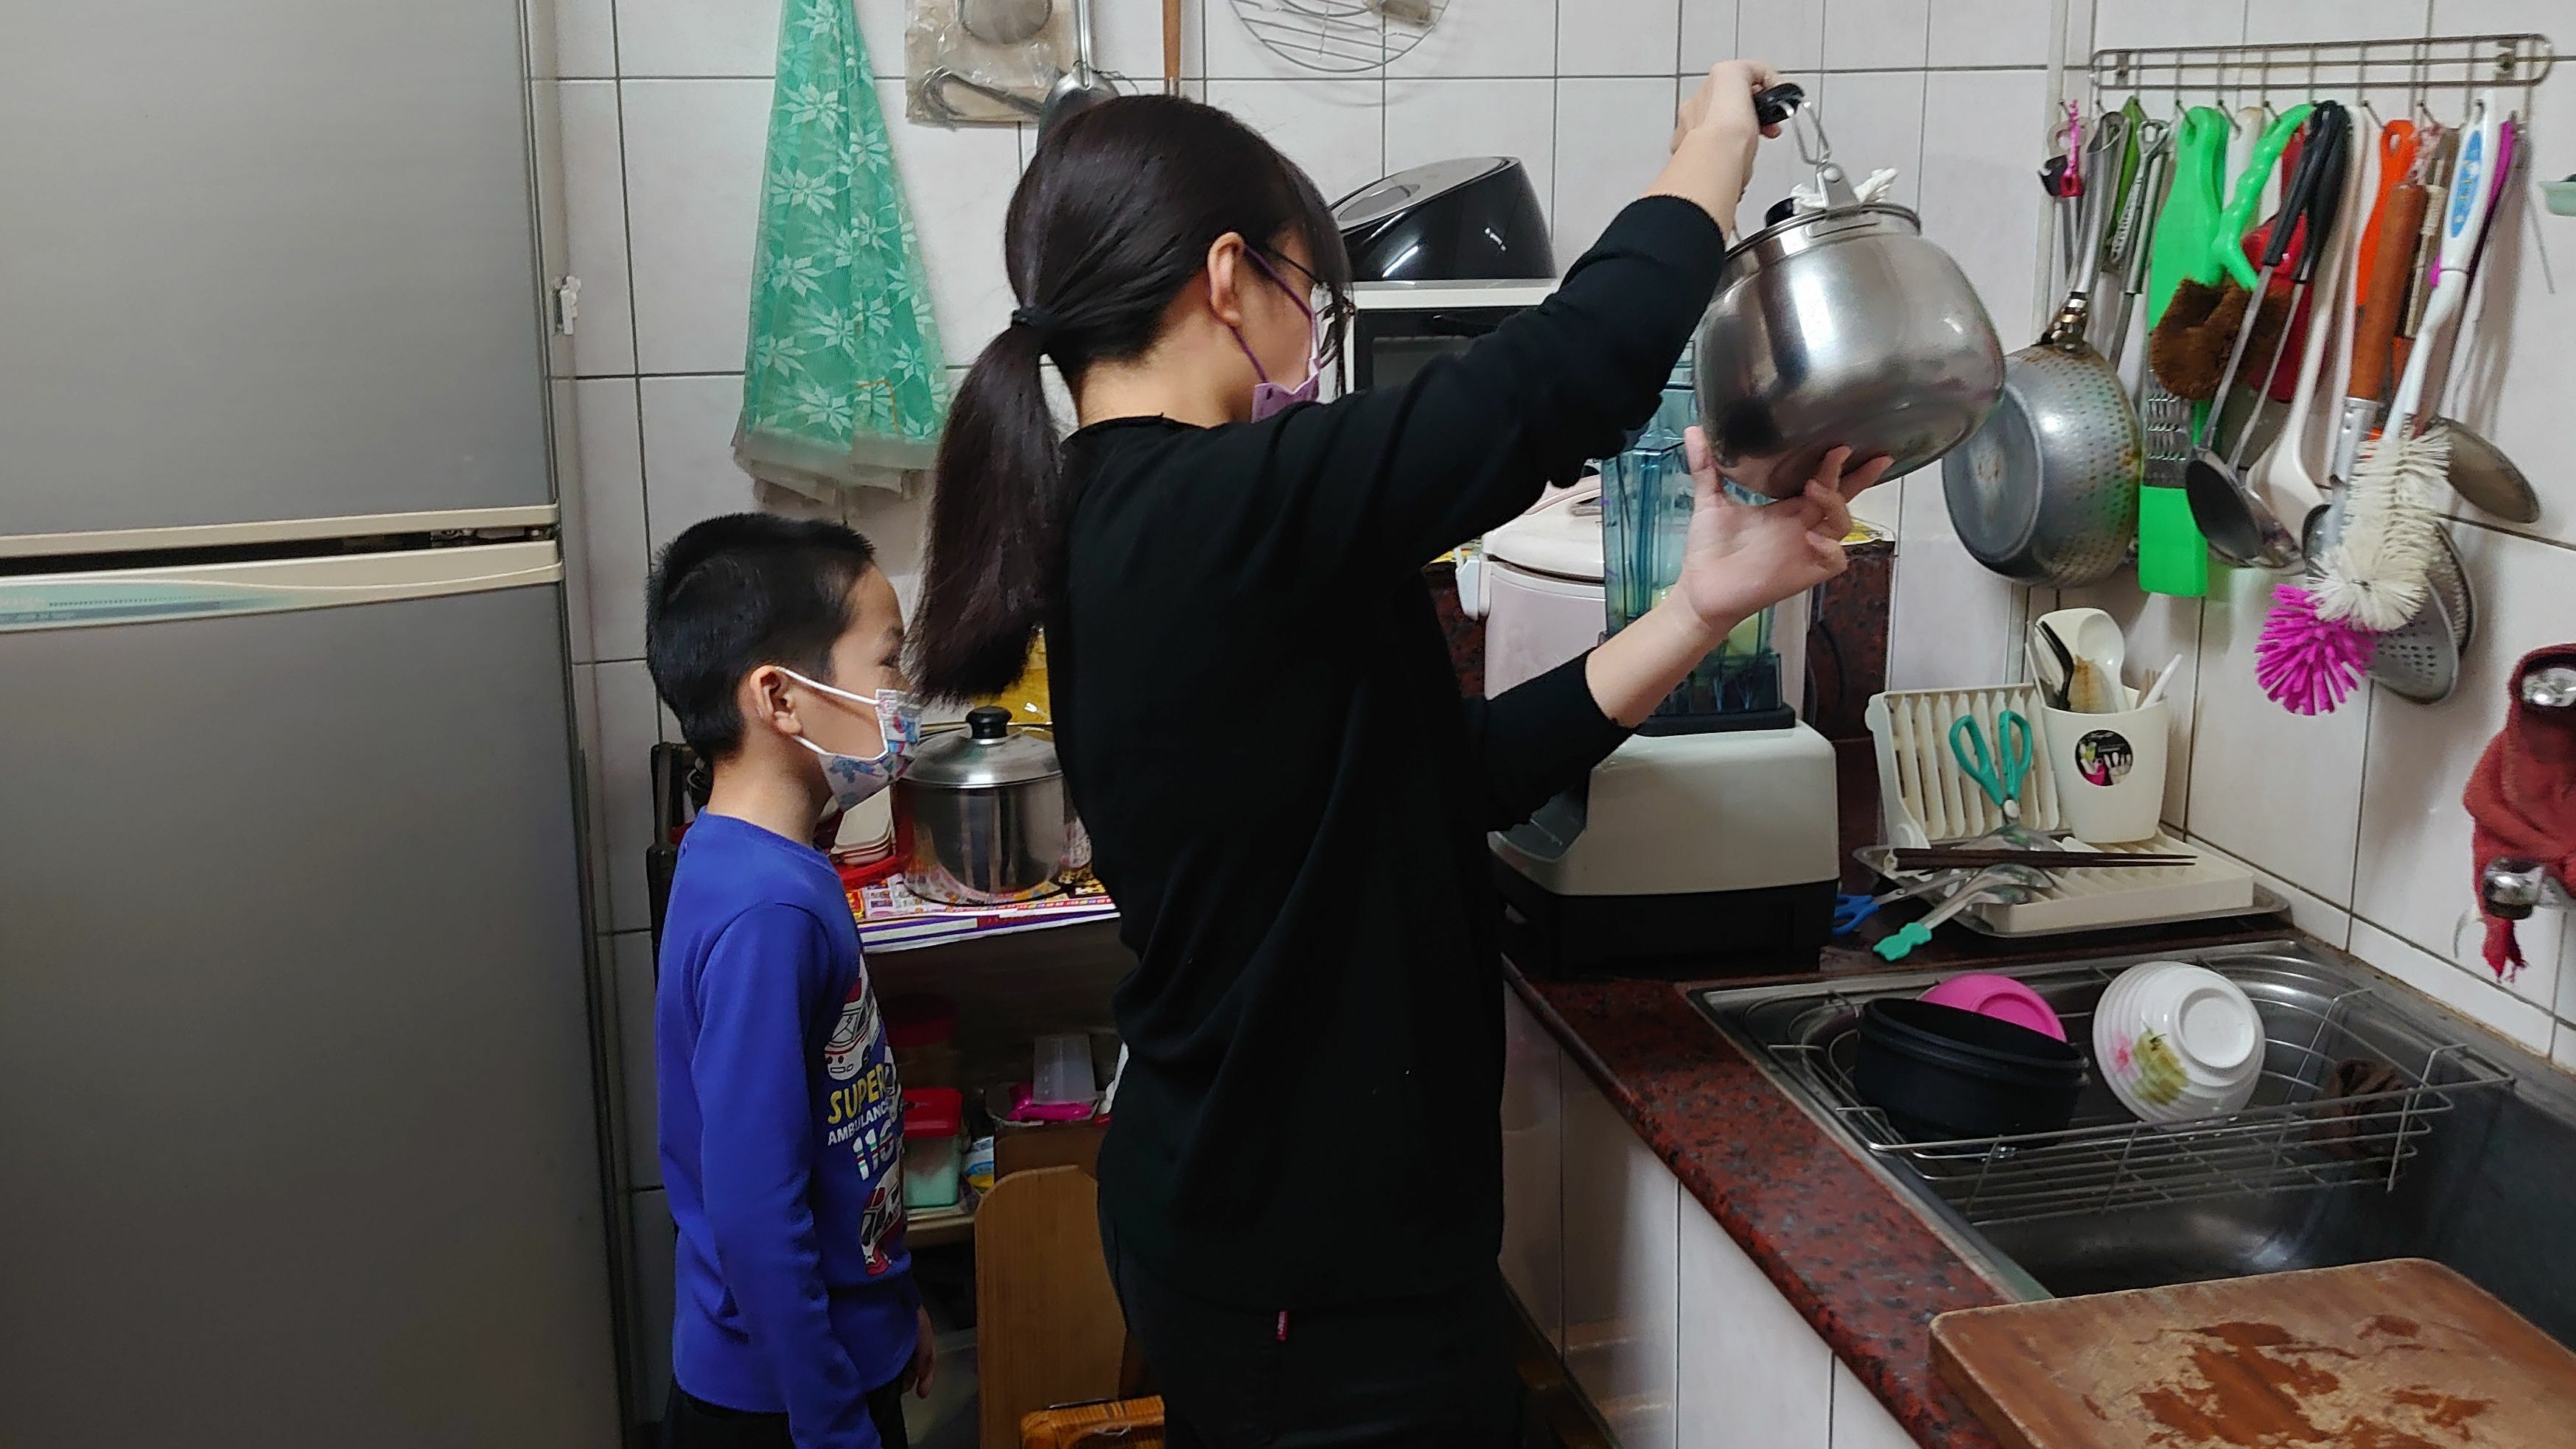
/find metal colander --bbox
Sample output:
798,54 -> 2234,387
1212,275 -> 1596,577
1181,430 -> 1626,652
2365,524 -> 2474,703
1942,309 -> 2144,586
2301,497 -> 2475,705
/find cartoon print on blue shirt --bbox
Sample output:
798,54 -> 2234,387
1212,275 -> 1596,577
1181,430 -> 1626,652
820,968 -> 906,1276
859,1179 -> 905,1277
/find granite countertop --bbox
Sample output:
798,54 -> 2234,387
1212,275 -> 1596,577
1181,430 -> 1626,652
1508,914 -> 2303,1447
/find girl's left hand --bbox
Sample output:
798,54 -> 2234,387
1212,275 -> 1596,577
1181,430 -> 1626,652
1670,428 -> 1891,634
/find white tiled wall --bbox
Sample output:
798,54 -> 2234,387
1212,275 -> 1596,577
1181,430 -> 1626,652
2020,0 -> 2576,1074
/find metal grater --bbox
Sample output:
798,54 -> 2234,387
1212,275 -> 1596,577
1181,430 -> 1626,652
2144,385 -> 2193,486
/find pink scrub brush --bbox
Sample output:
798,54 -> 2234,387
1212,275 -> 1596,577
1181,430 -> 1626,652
2256,585 -> 2377,715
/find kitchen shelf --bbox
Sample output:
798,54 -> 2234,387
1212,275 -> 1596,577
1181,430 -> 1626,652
906,1199 -> 976,1249
846,872 -> 1119,954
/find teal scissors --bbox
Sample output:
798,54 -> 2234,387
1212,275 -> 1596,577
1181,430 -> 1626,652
1950,710 -> 2034,821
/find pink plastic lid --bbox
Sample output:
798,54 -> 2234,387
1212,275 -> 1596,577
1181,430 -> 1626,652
1005,1081 -> 1096,1123
1919,973 -> 2068,1041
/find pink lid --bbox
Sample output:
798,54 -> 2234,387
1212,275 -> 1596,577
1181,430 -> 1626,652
1919,973 -> 2067,1041
1005,1081 -> 1096,1123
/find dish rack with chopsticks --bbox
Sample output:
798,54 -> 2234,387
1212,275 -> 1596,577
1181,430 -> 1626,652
1755,952 -> 2516,1229
1864,684 -> 2262,933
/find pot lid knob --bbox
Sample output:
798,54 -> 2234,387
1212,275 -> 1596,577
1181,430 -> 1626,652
966,705 -> 1012,741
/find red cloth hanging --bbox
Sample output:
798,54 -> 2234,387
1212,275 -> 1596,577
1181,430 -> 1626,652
2464,645 -> 2576,978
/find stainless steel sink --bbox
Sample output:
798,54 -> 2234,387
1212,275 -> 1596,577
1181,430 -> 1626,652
1694,940 -> 2576,1346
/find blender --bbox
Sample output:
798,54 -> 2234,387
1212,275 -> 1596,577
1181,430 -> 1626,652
1491,354 -> 1842,978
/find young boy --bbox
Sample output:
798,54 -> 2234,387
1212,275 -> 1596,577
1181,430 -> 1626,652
645,513 -> 932,1449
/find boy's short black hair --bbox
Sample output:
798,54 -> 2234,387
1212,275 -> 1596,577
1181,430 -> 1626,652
645,513 -> 878,761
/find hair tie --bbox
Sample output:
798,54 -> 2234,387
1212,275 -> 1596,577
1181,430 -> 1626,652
1009,305 -> 1063,341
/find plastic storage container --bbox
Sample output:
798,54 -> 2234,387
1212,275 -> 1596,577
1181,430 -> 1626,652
901,1087 -> 965,1211
887,993 -> 959,1090
1032,1031 -> 1096,1107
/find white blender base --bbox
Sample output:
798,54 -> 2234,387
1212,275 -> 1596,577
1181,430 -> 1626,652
1491,722 -> 1841,898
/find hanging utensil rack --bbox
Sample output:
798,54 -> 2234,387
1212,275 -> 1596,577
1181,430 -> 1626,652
2091,33 -> 2554,103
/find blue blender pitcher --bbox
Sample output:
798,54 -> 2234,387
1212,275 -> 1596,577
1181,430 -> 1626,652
1595,349 -> 1787,728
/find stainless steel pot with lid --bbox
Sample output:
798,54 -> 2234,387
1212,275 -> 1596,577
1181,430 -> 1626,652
893,706 -> 1089,905
1693,85 -> 2006,499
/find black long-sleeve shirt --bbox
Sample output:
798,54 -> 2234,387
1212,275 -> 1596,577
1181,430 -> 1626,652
1051,197 -> 1729,1307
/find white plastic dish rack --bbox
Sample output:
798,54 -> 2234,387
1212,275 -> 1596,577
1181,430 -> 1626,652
1863,684 -> 2255,934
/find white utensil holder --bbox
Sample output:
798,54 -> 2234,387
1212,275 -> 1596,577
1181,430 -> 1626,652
2041,701 -> 2171,845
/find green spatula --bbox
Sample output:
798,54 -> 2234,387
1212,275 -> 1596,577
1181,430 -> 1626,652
2138,108 -> 2227,597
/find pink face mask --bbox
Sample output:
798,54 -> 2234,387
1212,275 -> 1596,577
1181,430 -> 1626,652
1229,251 -> 1323,421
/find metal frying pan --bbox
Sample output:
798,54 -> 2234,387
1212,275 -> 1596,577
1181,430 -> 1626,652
1942,136 -> 2143,587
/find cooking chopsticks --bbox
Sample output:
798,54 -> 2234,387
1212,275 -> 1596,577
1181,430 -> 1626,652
1891,848 -> 2198,871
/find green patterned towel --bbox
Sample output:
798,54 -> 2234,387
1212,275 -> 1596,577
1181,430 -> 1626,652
735,0 -> 948,496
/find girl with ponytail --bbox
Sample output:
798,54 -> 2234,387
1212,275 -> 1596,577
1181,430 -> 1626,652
918,73 -> 1886,1447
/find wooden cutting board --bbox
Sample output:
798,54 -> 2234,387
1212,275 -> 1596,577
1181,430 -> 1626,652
1931,1259 -> 2576,1448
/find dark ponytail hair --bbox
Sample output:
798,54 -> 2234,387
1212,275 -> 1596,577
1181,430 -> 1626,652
912,94 -> 1351,701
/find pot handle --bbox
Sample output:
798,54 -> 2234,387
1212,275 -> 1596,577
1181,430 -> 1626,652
1754,83 -> 1803,129
1754,83 -> 1861,209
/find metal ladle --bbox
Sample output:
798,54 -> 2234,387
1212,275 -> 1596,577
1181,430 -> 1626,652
2185,102 -> 2348,571
1039,0 -> 1116,136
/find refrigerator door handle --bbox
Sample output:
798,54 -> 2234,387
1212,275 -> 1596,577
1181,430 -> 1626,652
0,539 -> 563,633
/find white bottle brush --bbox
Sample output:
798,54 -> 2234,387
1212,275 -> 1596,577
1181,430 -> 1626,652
2314,92 -> 2498,631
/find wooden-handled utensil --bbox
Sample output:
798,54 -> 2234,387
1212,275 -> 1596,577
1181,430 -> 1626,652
2353,119 -> 2419,319
2330,175 -> 2428,483
2390,127 -> 2458,382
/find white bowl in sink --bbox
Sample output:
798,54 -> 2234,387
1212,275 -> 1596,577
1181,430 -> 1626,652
2093,961 -> 2264,1123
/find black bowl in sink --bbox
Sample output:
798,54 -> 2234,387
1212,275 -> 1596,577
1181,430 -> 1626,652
1853,997 -> 2087,1140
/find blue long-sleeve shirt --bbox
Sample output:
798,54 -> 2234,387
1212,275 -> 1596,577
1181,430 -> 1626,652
657,813 -> 916,1447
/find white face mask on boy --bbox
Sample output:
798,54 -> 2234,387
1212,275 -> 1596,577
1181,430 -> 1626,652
778,667 -> 922,812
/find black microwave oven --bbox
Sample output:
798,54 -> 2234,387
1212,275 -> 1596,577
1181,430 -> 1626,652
1337,279 -> 1559,393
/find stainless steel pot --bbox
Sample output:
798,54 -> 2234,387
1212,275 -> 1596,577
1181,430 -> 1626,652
893,706 -> 1089,905
1693,94 -> 2006,499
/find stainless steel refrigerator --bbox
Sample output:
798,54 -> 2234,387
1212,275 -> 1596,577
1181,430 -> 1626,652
0,2 -> 623,1443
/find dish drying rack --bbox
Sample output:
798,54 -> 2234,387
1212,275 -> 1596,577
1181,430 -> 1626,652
1764,955 -> 2515,1229
1864,684 -> 2261,933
